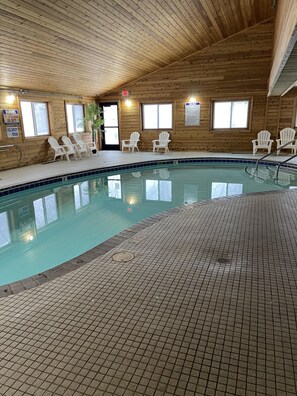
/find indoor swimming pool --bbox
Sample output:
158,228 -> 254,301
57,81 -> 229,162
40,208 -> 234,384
0,161 -> 296,285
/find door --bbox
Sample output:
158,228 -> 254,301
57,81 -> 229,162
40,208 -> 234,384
100,102 -> 120,150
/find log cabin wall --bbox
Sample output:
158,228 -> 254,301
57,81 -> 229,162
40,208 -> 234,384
0,92 -> 94,171
99,20 -> 297,153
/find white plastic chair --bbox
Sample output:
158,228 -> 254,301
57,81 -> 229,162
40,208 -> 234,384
62,135 -> 88,159
48,137 -> 73,162
152,131 -> 171,154
276,128 -> 297,155
73,132 -> 96,157
121,132 -> 140,152
252,130 -> 273,155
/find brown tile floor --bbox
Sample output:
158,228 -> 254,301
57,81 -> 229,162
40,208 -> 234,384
1,153 -> 297,395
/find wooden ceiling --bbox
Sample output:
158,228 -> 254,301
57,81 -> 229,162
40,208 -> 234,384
0,0 -> 275,97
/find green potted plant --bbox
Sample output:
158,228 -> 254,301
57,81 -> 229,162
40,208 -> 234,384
83,102 -> 104,151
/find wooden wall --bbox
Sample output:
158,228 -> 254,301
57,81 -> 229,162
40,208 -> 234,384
0,92 -> 93,171
269,0 -> 297,94
99,20 -> 297,153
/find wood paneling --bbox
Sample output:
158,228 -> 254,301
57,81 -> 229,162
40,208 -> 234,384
100,21 -> 279,153
269,0 -> 297,95
0,0 -> 274,96
0,91 -> 94,170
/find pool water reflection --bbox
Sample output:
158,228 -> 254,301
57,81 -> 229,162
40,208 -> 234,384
0,162 -> 296,285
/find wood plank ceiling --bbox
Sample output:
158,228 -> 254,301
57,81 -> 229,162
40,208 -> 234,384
0,0 -> 275,96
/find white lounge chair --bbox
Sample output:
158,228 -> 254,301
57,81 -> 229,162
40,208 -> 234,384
73,132 -> 96,157
276,128 -> 297,155
152,131 -> 171,154
252,130 -> 273,155
121,132 -> 140,152
61,135 -> 87,159
48,136 -> 74,162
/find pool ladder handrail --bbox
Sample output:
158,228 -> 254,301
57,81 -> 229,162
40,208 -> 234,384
255,139 -> 296,171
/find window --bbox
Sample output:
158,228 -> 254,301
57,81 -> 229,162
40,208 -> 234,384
212,100 -> 250,129
74,181 -> 90,211
33,194 -> 58,230
211,183 -> 243,199
145,180 -> 172,202
108,175 -> 122,199
66,103 -> 84,133
0,212 -> 11,248
20,101 -> 50,137
142,104 -> 173,129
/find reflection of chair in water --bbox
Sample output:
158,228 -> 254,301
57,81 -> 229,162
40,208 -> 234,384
48,137 -> 73,162
132,172 -> 141,178
121,132 -> 140,152
152,131 -> 170,154
153,168 -> 171,179
252,130 -> 273,155
276,128 -> 297,155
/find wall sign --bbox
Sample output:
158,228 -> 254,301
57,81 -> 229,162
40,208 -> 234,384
185,102 -> 200,126
3,109 -> 20,125
6,126 -> 19,138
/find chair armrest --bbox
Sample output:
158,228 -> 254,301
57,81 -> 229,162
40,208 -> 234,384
121,140 -> 130,144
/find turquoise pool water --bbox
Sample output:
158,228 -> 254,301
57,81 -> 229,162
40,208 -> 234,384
0,162 -> 296,285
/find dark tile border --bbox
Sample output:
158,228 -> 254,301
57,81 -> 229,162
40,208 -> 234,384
1,156 -> 297,196
1,157 -> 297,298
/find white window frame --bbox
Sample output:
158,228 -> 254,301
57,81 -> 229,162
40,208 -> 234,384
212,99 -> 251,130
20,100 -> 50,137
145,180 -> 172,202
66,103 -> 84,133
33,193 -> 58,231
142,103 -> 173,130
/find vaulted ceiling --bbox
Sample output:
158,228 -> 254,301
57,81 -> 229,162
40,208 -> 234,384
0,0 -> 275,96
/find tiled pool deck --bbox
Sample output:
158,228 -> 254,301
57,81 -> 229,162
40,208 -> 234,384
1,151 -> 297,395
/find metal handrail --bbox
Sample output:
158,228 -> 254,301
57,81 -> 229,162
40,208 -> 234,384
255,139 -> 296,171
275,153 -> 297,179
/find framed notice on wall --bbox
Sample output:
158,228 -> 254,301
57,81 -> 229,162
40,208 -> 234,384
185,102 -> 200,126
6,126 -> 19,138
2,109 -> 20,125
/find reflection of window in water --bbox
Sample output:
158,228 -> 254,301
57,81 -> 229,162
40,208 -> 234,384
184,184 -> 198,204
211,183 -> 243,199
108,175 -> 121,199
33,193 -> 58,230
146,180 -> 172,202
0,212 -> 11,248
74,181 -> 90,210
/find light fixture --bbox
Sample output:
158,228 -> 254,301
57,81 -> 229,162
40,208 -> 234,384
6,94 -> 16,104
189,96 -> 196,103
125,99 -> 132,107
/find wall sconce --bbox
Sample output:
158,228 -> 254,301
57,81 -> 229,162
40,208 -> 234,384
125,99 -> 132,107
6,94 -> 16,104
189,96 -> 196,103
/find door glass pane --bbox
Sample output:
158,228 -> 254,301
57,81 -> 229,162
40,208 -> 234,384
159,104 -> 172,128
108,175 -> 122,199
105,128 -> 119,144
213,102 -> 231,129
103,105 -> 118,127
143,105 -> 158,129
74,105 -> 84,132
